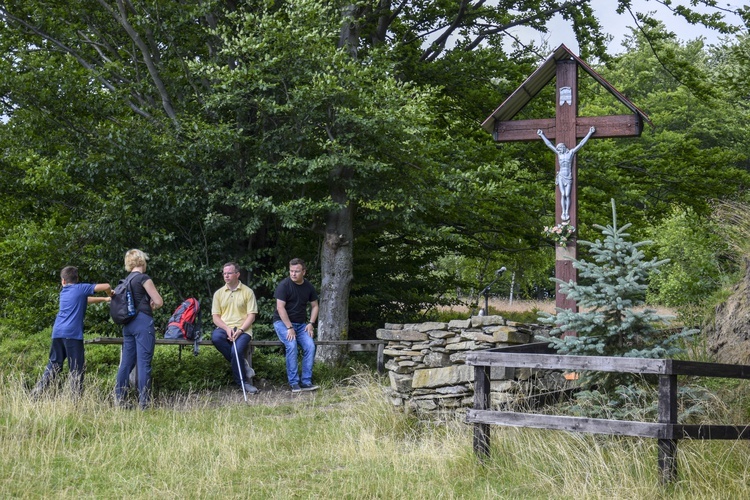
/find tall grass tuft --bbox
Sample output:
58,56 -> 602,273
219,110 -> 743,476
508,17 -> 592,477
711,200 -> 750,263
1,372 -> 750,498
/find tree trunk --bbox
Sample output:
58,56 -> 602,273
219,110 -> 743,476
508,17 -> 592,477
317,192 -> 354,365
315,7 -> 360,365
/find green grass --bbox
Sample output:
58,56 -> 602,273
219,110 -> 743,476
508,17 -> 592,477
4,317 -> 750,498
2,372 -> 750,498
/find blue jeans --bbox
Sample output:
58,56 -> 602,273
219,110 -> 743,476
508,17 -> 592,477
115,312 -> 155,409
273,321 -> 316,386
211,328 -> 252,387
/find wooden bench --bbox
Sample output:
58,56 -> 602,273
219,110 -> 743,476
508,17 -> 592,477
86,337 -> 386,374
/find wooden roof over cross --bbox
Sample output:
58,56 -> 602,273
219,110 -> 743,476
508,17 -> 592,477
482,44 -> 653,142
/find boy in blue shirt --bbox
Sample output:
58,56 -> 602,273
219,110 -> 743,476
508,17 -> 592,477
31,266 -> 113,398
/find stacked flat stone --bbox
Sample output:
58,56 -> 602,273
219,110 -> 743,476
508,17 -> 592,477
377,316 -> 550,414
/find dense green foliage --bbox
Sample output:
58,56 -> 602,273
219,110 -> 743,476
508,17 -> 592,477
0,1 -> 748,346
647,208 -> 731,307
2,8 -> 750,490
577,29 -> 750,236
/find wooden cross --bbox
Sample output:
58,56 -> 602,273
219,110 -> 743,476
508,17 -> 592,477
482,45 -> 651,318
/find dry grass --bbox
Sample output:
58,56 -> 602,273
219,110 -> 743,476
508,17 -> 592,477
440,299 -> 676,318
439,299 -> 555,315
3,372 -> 749,498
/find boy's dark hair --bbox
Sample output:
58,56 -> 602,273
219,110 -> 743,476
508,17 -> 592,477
289,258 -> 306,270
60,266 -> 79,284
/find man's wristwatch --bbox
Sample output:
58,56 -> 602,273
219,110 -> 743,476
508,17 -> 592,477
286,326 -> 293,330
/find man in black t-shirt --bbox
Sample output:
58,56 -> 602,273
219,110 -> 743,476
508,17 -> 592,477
272,258 -> 319,393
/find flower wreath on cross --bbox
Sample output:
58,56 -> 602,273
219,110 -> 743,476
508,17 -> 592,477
542,221 -> 576,247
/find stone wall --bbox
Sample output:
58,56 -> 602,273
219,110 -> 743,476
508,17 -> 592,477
376,315 -> 552,414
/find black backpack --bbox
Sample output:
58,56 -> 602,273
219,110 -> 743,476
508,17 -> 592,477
109,274 -> 138,325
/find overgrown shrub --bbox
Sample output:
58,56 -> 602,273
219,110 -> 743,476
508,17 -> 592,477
647,207 -> 731,307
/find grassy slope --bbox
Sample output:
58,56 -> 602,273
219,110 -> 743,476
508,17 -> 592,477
2,304 -> 748,498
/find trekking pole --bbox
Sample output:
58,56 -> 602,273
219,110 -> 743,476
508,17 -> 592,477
232,328 -> 247,402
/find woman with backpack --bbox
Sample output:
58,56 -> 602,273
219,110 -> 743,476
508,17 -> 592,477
113,249 -> 163,409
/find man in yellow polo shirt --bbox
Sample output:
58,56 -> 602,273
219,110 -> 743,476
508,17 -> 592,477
211,262 -> 259,394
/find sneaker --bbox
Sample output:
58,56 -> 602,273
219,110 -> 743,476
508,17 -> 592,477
242,383 -> 259,394
290,384 -> 302,393
29,386 -> 44,402
244,360 -> 255,379
299,383 -> 319,392
114,399 -> 133,410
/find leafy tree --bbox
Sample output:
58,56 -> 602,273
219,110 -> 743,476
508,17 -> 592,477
0,0 -> 747,355
569,24 -> 750,249
646,207 -> 731,308
717,33 -> 750,101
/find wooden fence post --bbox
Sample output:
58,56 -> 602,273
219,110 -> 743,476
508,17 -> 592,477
657,373 -> 678,484
473,365 -> 492,460
377,342 -> 385,374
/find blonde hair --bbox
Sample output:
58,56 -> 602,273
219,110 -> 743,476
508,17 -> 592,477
124,249 -> 149,272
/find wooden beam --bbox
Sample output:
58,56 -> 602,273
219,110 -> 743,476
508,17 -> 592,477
466,347 -> 750,379
670,359 -> 750,379
87,337 -> 388,374
87,337 -> 386,347
465,351 -> 669,374
494,118 -> 554,141
556,256 -> 577,313
555,59 -> 579,317
466,410 -> 666,438
578,115 -> 643,138
493,114 -> 643,142
677,424 -> 750,440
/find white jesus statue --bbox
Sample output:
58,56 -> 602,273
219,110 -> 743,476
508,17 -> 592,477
537,126 -> 595,221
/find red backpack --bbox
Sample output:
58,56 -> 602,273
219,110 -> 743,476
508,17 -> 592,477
164,298 -> 202,341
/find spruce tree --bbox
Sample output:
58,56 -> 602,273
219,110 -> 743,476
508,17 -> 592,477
540,200 -> 696,390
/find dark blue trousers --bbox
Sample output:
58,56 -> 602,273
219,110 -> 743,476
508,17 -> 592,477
115,312 -> 155,409
211,328 -> 252,387
35,338 -> 85,395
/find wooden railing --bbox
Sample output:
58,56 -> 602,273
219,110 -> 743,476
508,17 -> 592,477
466,342 -> 750,484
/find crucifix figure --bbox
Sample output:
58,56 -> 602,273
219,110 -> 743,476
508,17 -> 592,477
538,126 -> 595,221
481,45 -> 651,319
